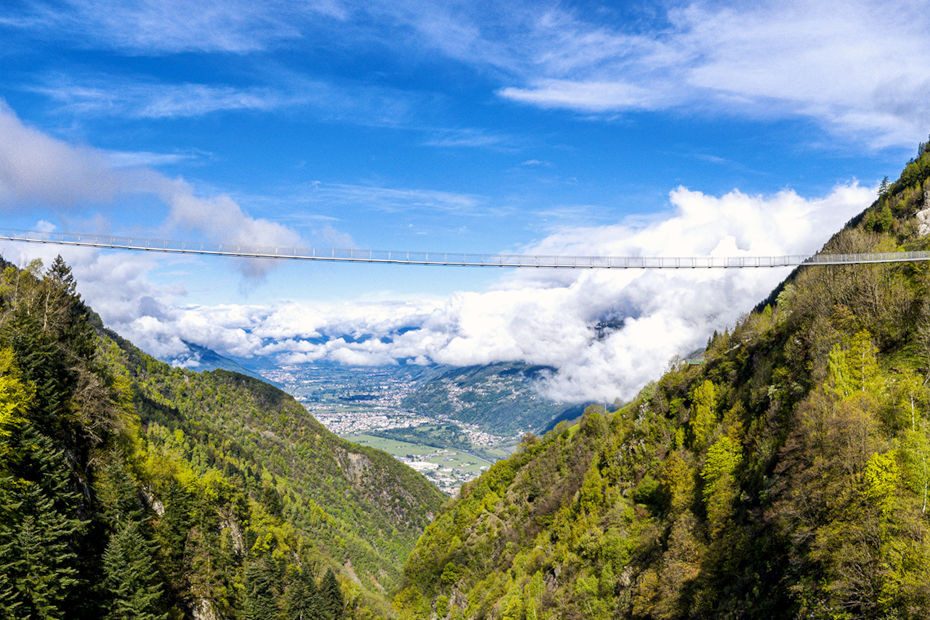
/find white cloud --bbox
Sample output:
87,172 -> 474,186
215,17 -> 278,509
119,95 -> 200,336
500,79 -> 670,112
422,129 -> 511,149
0,102 -> 306,277
90,181 -> 875,403
29,72 -> 428,129
297,182 -> 487,216
14,0 -> 347,54
104,149 -> 201,168
9,1 -> 928,145
383,0 -> 930,147
0,100 -> 124,205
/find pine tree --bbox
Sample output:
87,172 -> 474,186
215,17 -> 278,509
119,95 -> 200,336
243,559 -> 278,620
877,203 -> 894,232
42,255 -> 93,358
2,309 -> 72,429
102,520 -> 167,620
261,483 -> 283,517
318,568 -> 344,619
0,425 -> 84,617
97,461 -> 147,525
155,479 -> 193,595
286,566 -> 322,619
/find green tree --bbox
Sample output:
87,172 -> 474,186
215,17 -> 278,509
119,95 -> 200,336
826,344 -> 852,400
0,426 -> 84,617
689,380 -> 717,451
900,428 -> 930,514
102,521 -> 167,619
2,309 -> 72,429
155,479 -> 193,595
286,567 -> 322,619
260,483 -> 283,518
879,176 -> 890,196
848,330 -> 881,395
863,450 -> 900,518
0,348 -> 32,444
244,559 -> 278,620
319,568 -> 344,619
660,450 -> 695,514
701,435 -> 741,537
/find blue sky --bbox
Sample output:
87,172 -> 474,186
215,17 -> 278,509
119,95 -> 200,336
1,0 -> 928,401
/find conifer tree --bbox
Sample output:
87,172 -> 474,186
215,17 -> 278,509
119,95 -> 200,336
155,479 -> 193,594
98,461 -> 147,525
244,559 -> 278,620
2,309 -> 72,428
319,568 -> 344,619
42,256 -> 93,357
879,176 -> 890,196
102,520 -> 167,620
0,425 -> 83,617
286,566 -> 322,619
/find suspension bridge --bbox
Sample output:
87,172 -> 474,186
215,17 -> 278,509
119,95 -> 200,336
0,228 -> 927,269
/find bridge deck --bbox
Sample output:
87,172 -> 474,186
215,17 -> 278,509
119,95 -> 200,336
1,229 -> 928,269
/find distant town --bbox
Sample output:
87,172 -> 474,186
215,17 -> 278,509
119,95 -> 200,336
262,364 -> 516,493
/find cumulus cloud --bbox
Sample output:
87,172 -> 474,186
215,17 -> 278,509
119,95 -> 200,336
0,102 -> 304,278
0,100 -> 125,205
91,181 -> 875,403
0,97 -> 878,400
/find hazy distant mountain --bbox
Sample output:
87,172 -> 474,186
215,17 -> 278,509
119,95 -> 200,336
401,362 -> 585,436
171,340 -> 275,383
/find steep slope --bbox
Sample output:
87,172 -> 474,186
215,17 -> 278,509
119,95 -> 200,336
0,257 -> 445,618
396,144 -> 930,618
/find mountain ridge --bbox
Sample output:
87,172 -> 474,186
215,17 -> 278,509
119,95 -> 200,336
0,256 -> 446,618
394,144 -> 930,617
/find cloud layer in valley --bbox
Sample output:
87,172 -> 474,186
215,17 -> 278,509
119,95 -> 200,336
42,181 -> 874,404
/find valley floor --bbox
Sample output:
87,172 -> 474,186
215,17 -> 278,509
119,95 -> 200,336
262,364 -> 520,492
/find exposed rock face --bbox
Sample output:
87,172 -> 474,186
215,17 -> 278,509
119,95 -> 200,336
917,192 -> 930,235
343,450 -> 372,485
193,599 -> 220,620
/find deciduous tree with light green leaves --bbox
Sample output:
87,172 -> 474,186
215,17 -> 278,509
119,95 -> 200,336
701,435 -> 741,536
689,380 -> 717,451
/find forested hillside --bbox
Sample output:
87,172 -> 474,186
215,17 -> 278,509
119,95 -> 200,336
396,144 -> 930,618
0,256 -> 445,618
